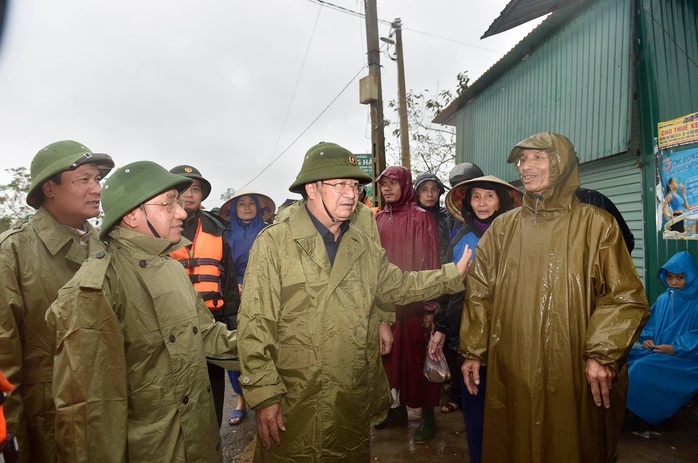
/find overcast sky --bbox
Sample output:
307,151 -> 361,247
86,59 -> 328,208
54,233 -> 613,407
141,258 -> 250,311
0,0 -> 543,210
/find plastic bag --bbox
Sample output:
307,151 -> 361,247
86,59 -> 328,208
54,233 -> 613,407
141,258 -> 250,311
423,333 -> 451,383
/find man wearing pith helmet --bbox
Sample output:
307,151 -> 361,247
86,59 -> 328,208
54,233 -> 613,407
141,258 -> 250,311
237,141 -> 473,461
0,140 -> 113,463
169,164 -> 239,429
46,161 -> 238,462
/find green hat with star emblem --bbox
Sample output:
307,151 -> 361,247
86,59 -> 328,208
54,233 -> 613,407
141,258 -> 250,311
289,142 -> 372,194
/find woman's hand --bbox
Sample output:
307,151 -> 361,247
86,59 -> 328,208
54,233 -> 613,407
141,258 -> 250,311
428,331 -> 446,362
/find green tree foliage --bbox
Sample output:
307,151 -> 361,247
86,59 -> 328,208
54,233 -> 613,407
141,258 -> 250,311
0,167 -> 33,233
385,71 -> 470,185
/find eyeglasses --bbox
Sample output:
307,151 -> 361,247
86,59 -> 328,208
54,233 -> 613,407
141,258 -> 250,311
516,152 -> 549,168
142,199 -> 185,213
321,181 -> 365,195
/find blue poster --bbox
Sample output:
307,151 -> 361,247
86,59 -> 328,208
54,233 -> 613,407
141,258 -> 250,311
659,147 -> 698,239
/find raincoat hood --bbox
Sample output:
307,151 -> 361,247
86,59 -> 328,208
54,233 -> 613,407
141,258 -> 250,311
376,166 -> 416,210
660,251 -> 698,299
414,172 -> 446,198
509,132 -> 580,213
221,193 -> 268,285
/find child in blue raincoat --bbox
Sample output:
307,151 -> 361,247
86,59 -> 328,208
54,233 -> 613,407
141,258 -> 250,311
626,251 -> 698,428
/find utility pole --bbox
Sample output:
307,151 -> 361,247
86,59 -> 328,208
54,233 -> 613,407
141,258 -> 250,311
393,18 -> 410,169
362,0 -> 386,208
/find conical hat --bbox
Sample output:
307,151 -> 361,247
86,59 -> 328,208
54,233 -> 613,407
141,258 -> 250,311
445,175 -> 522,223
219,190 -> 276,224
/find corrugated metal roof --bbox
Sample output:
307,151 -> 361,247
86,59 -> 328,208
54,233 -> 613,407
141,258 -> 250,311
434,0 -> 593,126
482,0 -> 579,38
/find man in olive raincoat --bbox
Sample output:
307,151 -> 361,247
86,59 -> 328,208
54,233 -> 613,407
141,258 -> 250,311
461,132 -> 649,463
0,140 -> 113,463
238,142 -> 472,462
45,161 -> 238,462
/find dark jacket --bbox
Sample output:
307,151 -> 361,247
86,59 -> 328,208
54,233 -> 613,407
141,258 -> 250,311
576,188 -> 635,253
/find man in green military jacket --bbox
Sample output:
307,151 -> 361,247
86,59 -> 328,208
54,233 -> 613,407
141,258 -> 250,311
238,142 -> 473,462
0,140 -> 113,463
45,161 -> 238,462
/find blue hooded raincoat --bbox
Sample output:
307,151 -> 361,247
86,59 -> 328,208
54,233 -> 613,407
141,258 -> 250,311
626,251 -> 698,424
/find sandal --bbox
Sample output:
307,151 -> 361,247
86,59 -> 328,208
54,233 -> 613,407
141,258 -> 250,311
439,402 -> 461,414
228,408 -> 246,426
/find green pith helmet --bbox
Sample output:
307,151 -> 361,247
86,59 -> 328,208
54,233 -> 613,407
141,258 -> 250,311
289,142 -> 372,194
27,140 -> 114,209
99,161 -> 193,240
169,165 -> 212,200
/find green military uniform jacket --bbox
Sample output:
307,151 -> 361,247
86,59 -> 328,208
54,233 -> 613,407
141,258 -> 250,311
238,205 -> 464,462
0,207 -> 103,463
45,226 -> 238,462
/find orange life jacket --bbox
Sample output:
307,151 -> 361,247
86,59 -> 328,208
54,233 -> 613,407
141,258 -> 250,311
0,370 -> 13,445
170,220 -> 225,311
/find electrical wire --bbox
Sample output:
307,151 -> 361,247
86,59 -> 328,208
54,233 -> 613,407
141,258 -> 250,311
303,0 -> 392,25
269,4 -> 323,161
238,64 -> 369,190
302,0 -> 505,54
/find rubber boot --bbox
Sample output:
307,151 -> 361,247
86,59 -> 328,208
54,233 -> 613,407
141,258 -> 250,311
374,404 -> 408,429
413,406 -> 436,444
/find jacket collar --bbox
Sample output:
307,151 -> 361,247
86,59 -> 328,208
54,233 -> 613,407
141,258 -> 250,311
288,206 -> 366,294
33,207 -> 98,263
108,225 -> 191,257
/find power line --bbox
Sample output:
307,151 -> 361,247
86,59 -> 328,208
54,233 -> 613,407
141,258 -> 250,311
302,0 -> 505,55
269,4 -> 323,161
403,28 -> 505,55
303,0 -> 392,25
239,64 -> 368,190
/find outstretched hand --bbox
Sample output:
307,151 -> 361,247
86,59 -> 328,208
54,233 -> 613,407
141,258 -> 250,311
456,245 -> 473,281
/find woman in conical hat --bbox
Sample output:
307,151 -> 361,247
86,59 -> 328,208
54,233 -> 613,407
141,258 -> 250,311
219,190 -> 276,425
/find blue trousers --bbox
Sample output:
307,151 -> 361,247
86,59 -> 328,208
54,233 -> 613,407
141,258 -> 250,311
461,366 -> 487,463
227,369 -> 243,395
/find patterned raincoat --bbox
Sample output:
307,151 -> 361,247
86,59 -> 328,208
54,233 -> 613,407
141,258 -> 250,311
46,226 -> 238,462
0,207 -> 103,463
238,205 -> 464,462
460,133 -> 649,463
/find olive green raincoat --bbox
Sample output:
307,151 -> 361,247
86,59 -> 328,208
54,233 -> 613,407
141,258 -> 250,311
45,226 -> 238,462
275,200 -> 395,422
0,207 -> 103,463
460,133 -> 649,463
239,206 -> 464,462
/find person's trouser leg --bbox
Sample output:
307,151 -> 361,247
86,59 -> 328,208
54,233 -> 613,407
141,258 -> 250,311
227,369 -> 243,395
208,362 -> 225,428
461,366 -> 487,463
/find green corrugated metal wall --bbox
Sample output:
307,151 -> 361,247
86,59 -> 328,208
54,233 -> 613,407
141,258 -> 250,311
578,153 -> 644,279
636,0 -> 698,303
455,0 -> 633,185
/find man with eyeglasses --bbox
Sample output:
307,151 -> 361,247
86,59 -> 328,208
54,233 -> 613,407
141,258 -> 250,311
460,132 -> 649,462
45,161 -> 238,462
237,142 -> 473,461
168,165 -> 238,429
0,140 -> 114,463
